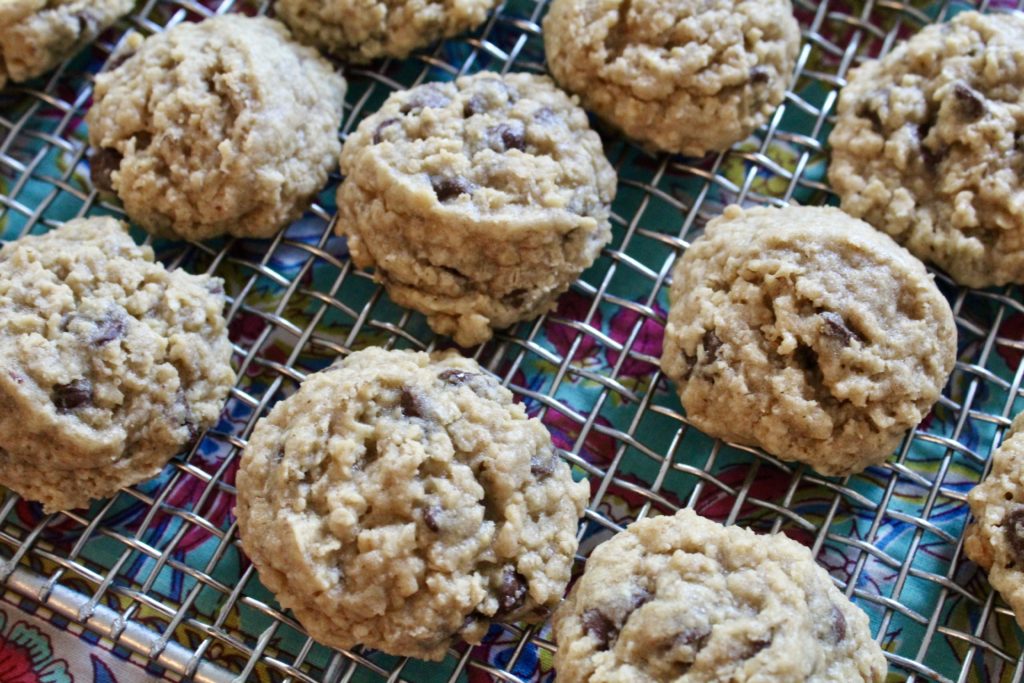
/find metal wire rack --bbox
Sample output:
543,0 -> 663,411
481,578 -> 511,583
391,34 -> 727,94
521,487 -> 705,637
2,0 -> 1024,680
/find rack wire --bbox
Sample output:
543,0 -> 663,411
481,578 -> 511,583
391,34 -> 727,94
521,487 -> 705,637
2,0 -> 1024,680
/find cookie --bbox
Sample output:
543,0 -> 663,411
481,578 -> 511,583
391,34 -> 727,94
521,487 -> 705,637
0,0 -> 134,88
828,11 -> 1024,288
336,72 -> 616,347
235,347 -> 589,660
552,509 -> 887,682
0,217 -> 235,512
660,204 -> 956,476
86,15 -> 346,241
542,0 -> 800,156
965,412 -> 1024,627
277,0 -> 498,63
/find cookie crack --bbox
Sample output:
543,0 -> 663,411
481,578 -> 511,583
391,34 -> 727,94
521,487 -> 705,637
603,0 -> 633,63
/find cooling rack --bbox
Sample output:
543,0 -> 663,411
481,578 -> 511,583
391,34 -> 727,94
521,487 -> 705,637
2,0 -> 1024,680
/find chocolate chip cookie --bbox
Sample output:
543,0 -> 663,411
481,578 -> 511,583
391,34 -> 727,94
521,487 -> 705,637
87,15 -> 346,241
966,412 -> 1024,627
0,217 -> 235,512
0,0 -> 134,88
828,10 -> 1024,288
235,347 -> 589,660
336,72 -> 616,346
661,205 -> 956,476
277,0 -> 498,63
542,0 -> 800,156
552,509 -> 887,682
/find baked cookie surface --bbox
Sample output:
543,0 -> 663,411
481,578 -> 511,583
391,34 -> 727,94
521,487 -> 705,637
0,217 -> 235,512
551,509 -> 887,682
87,15 -> 345,241
828,10 -> 1024,288
542,0 -> 800,156
0,0 -> 134,88
336,72 -> 616,346
661,205 -> 956,476
277,0 -> 498,63
966,412 -> 1024,627
235,347 -> 589,660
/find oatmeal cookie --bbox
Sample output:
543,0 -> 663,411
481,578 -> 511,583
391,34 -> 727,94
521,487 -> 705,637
552,509 -> 887,682
235,347 -> 589,660
661,204 -> 956,476
87,15 -> 346,241
276,0 -> 498,63
828,11 -> 1024,288
0,0 -> 134,88
543,0 -> 801,155
336,72 -> 616,346
0,217 -> 235,511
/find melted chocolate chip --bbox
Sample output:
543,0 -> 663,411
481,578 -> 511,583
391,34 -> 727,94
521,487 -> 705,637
744,637 -> 772,658
273,449 -> 284,463
830,604 -> 847,643
400,87 -> 451,113
400,388 -> 423,418
820,311 -> 862,345
534,106 -> 558,124
702,330 -> 722,361
675,626 -> 711,650
53,379 -> 93,412
1002,507 -> 1024,563
629,587 -> 652,610
430,175 -> 474,202
530,455 -> 556,477
503,288 -> 528,308
424,506 -> 441,532
954,83 -> 985,121
750,66 -> 770,84
919,124 -> 945,167
490,122 -> 526,152
464,95 -> 487,117
206,280 -> 224,295
91,307 -> 127,345
7,371 -> 24,385
582,609 -> 616,649
372,117 -> 400,144
89,147 -> 122,193
498,567 -> 528,614
439,369 -> 477,384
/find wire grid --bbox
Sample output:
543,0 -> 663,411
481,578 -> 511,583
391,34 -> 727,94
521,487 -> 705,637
2,0 -> 1024,680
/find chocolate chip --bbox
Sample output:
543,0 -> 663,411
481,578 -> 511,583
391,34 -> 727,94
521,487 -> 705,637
830,605 -> 847,643
918,121 -> 945,167
534,106 -> 558,124
702,330 -> 722,361
629,587 -> 652,610
400,87 -> 451,113
1002,507 -> 1024,563
464,95 -> 487,117
89,147 -> 122,193
497,567 -> 528,614
438,369 -> 477,384
530,455 -> 556,477
954,82 -> 985,121
424,506 -> 441,532
7,371 -> 24,385
372,117 -> 400,144
489,122 -> 526,152
91,307 -> 127,345
820,311 -> 862,345
856,103 -> 884,133
503,288 -> 528,308
750,66 -> 770,84
53,379 -> 93,412
675,626 -> 711,650
744,637 -> 772,658
430,175 -> 474,202
400,388 -> 423,418
582,609 -> 616,649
